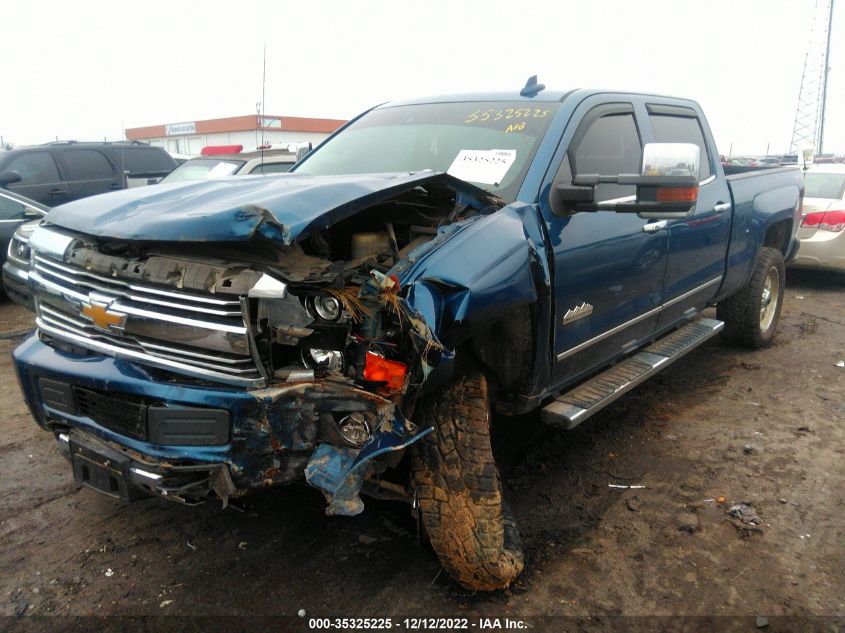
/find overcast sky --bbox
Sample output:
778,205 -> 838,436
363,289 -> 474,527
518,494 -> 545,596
2,0 -> 843,156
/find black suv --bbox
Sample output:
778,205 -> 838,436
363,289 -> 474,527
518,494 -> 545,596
0,141 -> 177,205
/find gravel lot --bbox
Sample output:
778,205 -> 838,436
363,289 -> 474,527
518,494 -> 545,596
1,270 -> 843,631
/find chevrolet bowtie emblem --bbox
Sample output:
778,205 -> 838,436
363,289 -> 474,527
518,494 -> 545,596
563,302 -> 593,325
80,298 -> 127,334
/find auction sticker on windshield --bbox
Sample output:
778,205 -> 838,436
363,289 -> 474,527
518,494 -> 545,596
447,149 -> 516,185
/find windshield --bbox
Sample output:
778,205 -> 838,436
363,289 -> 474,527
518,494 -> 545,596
160,158 -> 246,183
294,101 -> 560,202
805,172 -> 845,200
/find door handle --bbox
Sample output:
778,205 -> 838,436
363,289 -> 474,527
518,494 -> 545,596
642,220 -> 668,233
108,183 -> 122,190
48,188 -> 65,196
713,202 -> 731,214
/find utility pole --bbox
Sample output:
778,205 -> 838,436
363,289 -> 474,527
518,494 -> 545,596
818,0 -> 835,154
790,0 -> 835,156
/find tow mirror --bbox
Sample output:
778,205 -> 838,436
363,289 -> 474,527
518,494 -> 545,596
623,142 -> 700,219
0,170 -> 22,186
558,143 -> 701,219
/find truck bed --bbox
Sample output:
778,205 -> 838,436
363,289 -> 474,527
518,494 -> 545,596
721,165 -> 804,296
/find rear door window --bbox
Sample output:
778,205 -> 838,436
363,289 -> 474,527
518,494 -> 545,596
647,108 -> 712,180
112,148 -> 176,175
4,152 -> 61,184
62,149 -> 115,180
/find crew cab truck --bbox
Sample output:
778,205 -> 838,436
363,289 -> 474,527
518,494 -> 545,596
13,84 -> 803,591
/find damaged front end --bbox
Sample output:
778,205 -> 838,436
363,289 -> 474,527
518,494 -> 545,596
19,172 -> 506,514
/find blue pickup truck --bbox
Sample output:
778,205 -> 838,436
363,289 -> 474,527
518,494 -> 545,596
13,82 -> 803,591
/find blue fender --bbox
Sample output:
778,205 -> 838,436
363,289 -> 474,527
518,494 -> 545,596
397,203 -> 551,347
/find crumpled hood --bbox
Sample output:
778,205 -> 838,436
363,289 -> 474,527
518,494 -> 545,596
44,172 -> 493,245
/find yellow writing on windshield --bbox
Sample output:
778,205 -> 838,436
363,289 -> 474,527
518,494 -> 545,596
464,107 -> 550,125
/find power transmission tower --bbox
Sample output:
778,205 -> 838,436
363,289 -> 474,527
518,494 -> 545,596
790,0 -> 835,156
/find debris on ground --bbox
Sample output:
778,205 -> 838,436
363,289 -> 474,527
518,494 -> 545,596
608,484 -> 647,489
104,568 -> 114,578
756,615 -> 769,628
835,361 -> 844,368
727,502 -> 763,537
728,502 -> 761,523
743,444 -> 755,455
159,600 -> 174,608
238,541 -> 248,550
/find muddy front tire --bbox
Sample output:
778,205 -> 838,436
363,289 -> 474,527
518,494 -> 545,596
717,246 -> 785,348
412,371 -> 524,591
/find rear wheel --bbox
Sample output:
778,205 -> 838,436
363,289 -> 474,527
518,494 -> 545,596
412,371 -> 524,591
717,246 -> 785,348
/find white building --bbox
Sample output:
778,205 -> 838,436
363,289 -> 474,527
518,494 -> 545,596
125,114 -> 347,155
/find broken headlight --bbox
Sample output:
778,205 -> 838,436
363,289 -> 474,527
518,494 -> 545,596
306,294 -> 342,322
250,275 -> 313,350
301,347 -> 343,371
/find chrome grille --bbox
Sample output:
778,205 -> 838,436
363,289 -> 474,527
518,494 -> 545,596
30,252 -> 265,387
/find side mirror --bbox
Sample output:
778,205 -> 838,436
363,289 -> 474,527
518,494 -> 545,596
618,142 -> 701,219
557,143 -> 701,219
0,170 -> 22,186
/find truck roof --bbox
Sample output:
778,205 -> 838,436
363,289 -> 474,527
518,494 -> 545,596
383,88 -> 697,108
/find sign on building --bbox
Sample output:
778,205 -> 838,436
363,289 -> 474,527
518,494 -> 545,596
165,122 -> 197,136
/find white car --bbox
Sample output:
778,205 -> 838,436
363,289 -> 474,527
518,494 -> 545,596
791,164 -> 845,273
160,147 -> 297,184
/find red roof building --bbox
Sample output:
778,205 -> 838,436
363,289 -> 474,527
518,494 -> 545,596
125,114 -> 346,156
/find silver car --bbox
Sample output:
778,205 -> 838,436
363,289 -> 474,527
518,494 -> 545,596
791,164 -> 845,273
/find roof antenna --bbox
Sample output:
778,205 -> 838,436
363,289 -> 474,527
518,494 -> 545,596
260,42 -> 266,171
520,75 -> 545,97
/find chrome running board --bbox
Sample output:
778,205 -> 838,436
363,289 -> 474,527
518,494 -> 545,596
541,318 -> 724,429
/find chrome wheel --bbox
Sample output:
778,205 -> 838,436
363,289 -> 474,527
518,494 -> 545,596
759,266 -> 780,332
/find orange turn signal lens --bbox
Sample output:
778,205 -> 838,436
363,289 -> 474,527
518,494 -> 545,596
363,352 -> 407,391
656,186 -> 698,202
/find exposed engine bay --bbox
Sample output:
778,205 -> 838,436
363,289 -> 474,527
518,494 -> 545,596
59,180 -> 498,401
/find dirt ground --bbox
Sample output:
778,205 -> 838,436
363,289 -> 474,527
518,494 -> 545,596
1,270 -> 843,632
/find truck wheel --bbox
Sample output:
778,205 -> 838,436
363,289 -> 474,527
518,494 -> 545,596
717,246 -> 785,348
412,371 -> 524,591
